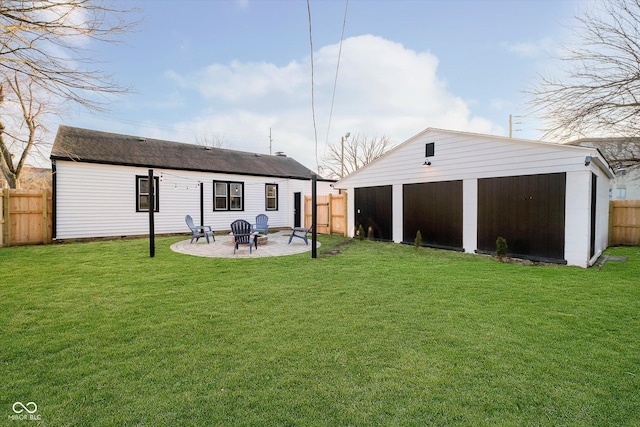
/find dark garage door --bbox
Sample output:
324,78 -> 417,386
403,181 -> 463,250
355,185 -> 392,241
478,173 -> 566,262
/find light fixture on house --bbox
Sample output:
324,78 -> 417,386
585,155 -> 592,166
423,160 -> 431,166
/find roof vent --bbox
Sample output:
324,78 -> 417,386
203,146 -> 212,150
275,151 -> 286,157
137,137 -> 146,142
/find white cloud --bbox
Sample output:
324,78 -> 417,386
502,37 -> 558,59
161,34 -> 501,171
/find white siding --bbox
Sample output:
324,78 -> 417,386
346,188 -> 355,238
54,161 -> 337,239
392,184 -> 403,242
565,172 -> 591,267
462,179 -> 478,253
338,129 -> 606,189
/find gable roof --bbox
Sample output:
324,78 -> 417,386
50,125 -> 328,181
336,127 -> 615,187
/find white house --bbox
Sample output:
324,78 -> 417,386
50,126 -> 336,240
335,128 -> 615,268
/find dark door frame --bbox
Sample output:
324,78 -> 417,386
294,192 -> 301,228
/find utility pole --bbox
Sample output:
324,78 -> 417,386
509,114 -> 522,138
269,128 -> 273,155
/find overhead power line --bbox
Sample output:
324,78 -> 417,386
324,0 -> 349,155
306,0 -> 319,170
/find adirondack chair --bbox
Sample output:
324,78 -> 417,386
231,219 -> 258,254
252,214 -> 269,235
288,226 -> 312,245
185,215 -> 215,243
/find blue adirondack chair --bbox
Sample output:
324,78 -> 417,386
185,215 -> 215,244
231,219 -> 258,254
288,226 -> 312,245
252,214 -> 269,235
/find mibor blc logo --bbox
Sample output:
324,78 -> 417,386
9,402 -> 41,421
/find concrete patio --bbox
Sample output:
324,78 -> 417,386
170,230 -> 319,258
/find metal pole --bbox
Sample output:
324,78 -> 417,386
200,182 -> 204,227
341,132 -> 350,178
311,173 -> 317,259
341,136 -> 344,179
148,168 -> 155,258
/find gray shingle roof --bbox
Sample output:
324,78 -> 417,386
51,125 -> 327,180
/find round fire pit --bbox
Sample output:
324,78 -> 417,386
255,234 -> 268,246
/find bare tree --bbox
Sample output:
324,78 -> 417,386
0,73 -> 47,188
195,134 -> 227,149
0,1 -> 136,188
321,133 -> 394,179
528,0 -> 640,142
0,165 -> 51,190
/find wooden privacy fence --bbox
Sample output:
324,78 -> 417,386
609,200 -> 640,246
0,191 -> 636,247
304,193 -> 347,236
0,189 -> 52,247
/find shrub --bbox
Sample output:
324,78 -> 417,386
357,225 -> 365,241
414,230 -> 422,249
496,236 -> 508,260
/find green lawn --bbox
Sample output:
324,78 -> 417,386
1,236 -> 639,426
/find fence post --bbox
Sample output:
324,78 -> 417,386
328,193 -> 333,234
42,189 -> 49,244
343,192 -> 348,237
3,188 -> 9,247
608,201 -> 614,246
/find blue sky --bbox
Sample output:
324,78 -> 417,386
59,0 -> 585,172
